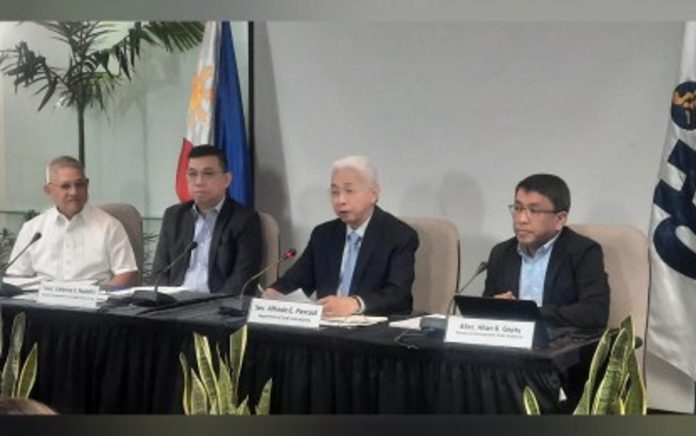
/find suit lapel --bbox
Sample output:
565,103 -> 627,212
173,203 -> 196,283
506,244 -> 522,298
349,206 -> 384,294
327,220 -> 346,292
542,228 -> 568,305
208,198 -> 232,273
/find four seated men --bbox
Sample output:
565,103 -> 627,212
6,154 -> 610,328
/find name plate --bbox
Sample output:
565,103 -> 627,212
247,298 -> 323,329
38,281 -> 100,309
444,316 -> 536,349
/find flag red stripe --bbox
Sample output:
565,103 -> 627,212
176,138 -> 194,202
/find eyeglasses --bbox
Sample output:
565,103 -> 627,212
186,170 -> 225,181
50,179 -> 88,191
508,204 -> 559,217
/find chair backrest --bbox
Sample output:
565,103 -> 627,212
399,217 -> 461,314
97,203 -> 144,284
258,211 -> 281,287
568,224 -> 649,369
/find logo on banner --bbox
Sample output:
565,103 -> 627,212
672,82 -> 696,130
652,140 -> 696,279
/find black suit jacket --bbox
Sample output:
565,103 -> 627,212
271,206 -> 419,316
483,226 -> 610,329
153,197 -> 262,294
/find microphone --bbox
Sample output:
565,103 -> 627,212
420,261 -> 488,334
130,240 -> 198,307
0,232 -> 42,298
238,248 -> 297,298
219,248 -> 298,316
448,261 -> 488,314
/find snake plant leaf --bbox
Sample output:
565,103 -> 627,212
193,332 -> 218,414
623,351 -> 647,415
9,312 -> 26,356
190,370 -> 209,415
234,396 -> 251,416
230,324 -> 247,390
180,325 -> 271,415
592,328 -> 632,414
573,328 -> 612,415
179,353 -> 191,415
256,379 -> 273,416
217,350 -> 234,415
522,386 -> 541,415
14,343 -> 38,398
1,312 -> 26,396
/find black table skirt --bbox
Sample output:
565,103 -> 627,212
1,300 -> 593,414
0,302 -> 231,413
241,325 -> 588,414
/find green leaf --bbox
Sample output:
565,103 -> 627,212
230,324 -> 248,391
1,313 -> 26,396
522,386 -> 541,415
216,347 -> 234,415
573,328 -> 612,414
190,371 -> 209,415
255,379 -> 273,415
591,328 -> 633,414
193,332 -> 218,414
623,348 -> 647,415
179,353 -> 191,415
234,396 -> 251,416
14,343 -> 38,398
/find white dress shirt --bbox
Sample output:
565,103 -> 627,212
6,204 -> 138,284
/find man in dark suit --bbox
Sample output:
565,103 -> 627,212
264,156 -> 419,316
153,145 -> 261,294
483,174 -> 610,329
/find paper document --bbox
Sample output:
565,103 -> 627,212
3,276 -> 42,290
107,286 -> 192,298
320,315 -> 388,327
276,289 -> 317,305
389,314 -> 446,330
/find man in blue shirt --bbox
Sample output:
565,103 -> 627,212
153,145 -> 261,294
483,174 -> 610,329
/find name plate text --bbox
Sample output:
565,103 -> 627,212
247,298 -> 322,329
444,316 -> 535,349
38,281 -> 100,309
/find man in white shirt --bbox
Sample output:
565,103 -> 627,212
7,156 -> 138,286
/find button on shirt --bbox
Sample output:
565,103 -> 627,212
6,204 -> 137,283
181,199 -> 224,293
517,232 -> 561,307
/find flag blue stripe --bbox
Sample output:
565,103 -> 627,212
215,21 -> 253,206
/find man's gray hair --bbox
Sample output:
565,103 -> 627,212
45,156 -> 84,183
331,155 -> 379,188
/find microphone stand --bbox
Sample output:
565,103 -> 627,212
130,241 -> 198,307
137,249 -> 298,315
0,232 -> 42,298
219,249 -> 297,316
420,261 -> 488,334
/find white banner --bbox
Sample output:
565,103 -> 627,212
646,21 -> 696,380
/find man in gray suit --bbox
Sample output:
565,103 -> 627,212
153,145 -> 262,294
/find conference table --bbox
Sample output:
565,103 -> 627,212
0,295 -> 598,414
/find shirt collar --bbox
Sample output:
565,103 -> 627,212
346,213 -> 372,239
517,230 -> 561,259
51,203 -> 91,223
192,197 -> 225,218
